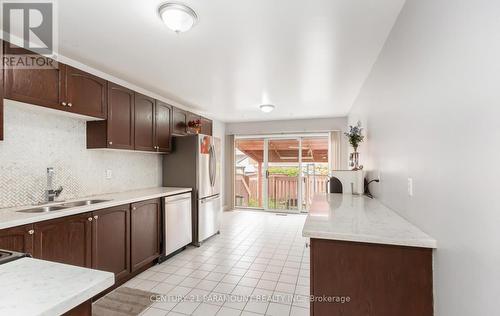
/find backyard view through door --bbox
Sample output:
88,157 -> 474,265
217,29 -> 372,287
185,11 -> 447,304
234,139 -> 265,209
267,139 -> 300,211
235,135 -> 330,212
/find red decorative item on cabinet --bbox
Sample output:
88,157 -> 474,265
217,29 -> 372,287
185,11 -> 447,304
187,119 -> 201,134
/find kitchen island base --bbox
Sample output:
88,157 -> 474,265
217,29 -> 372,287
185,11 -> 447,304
310,238 -> 433,316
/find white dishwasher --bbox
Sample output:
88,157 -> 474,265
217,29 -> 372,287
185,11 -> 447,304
163,192 -> 192,256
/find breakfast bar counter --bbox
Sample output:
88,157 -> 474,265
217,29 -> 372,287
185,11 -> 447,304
302,193 -> 436,248
303,193 -> 436,316
0,258 -> 114,315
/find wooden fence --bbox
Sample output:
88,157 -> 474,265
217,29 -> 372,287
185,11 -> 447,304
235,174 -> 329,210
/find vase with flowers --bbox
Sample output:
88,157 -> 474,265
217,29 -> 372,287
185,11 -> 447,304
188,119 -> 202,134
344,121 -> 365,170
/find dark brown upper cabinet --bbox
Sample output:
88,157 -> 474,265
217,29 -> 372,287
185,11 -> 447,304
3,42 -> 107,120
200,117 -> 213,136
92,205 -> 131,282
155,101 -> 172,153
87,83 -> 135,150
172,107 -> 188,136
130,198 -> 161,272
4,42 -> 63,110
186,112 -> 201,135
61,66 -> 107,119
134,93 -> 155,152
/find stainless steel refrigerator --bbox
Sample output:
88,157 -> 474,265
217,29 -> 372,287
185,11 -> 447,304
163,134 -> 221,246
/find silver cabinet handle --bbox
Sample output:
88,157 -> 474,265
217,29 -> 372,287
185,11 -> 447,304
94,215 -> 99,220
61,102 -> 67,106
132,207 -> 137,210
28,229 -> 34,235
88,217 -> 93,222
67,103 -> 73,107
109,141 -> 113,145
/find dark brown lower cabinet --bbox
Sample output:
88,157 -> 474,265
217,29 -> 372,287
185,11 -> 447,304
33,213 -> 92,268
130,198 -> 161,272
0,224 -> 34,254
310,238 -> 433,316
0,197 -> 161,293
92,205 -> 131,282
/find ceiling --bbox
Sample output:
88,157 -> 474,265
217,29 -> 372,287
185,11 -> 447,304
58,0 -> 405,122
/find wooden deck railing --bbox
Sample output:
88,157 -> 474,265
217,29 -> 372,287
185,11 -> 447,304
236,174 -> 329,210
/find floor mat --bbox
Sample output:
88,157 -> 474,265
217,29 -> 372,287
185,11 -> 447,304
92,287 -> 157,316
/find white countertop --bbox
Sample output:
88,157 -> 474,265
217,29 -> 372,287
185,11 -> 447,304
302,193 -> 436,248
0,257 -> 114,316
0,187 -> 191,230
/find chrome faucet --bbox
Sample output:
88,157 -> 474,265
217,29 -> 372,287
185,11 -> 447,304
46,168 -> 63,202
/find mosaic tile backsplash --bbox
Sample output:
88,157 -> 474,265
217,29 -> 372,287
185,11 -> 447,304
0,101 -> 163,208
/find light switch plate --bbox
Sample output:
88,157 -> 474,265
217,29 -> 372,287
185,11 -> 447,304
407,177 -> 413,196
106,169 -> 113,179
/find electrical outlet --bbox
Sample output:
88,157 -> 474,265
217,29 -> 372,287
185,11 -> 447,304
106,169 -> 113,179
407,177 -> 413,196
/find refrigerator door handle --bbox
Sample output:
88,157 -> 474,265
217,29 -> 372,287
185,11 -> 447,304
208,145 -> 214,187
211,144 -> 217,186
201,194 -> 220,203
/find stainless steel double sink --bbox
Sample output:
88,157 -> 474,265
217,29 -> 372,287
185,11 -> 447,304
17,199 -> 111,213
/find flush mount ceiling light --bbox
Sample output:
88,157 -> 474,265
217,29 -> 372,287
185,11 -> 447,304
159,2 -> 198,33
259,104 -> 275,113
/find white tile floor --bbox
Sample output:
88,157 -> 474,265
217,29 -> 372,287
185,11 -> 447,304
122,210 -> 310,316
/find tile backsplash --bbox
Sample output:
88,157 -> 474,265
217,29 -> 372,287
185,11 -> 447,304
0,100 -> 162,208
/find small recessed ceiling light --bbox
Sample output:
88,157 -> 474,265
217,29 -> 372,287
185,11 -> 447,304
259,104 -> 275,113
159,2 -> 198,33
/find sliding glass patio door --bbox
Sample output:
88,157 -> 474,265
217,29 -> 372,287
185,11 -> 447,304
234,134 -> 330,213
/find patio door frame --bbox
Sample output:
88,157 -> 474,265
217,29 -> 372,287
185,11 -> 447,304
235,133 -> 330,213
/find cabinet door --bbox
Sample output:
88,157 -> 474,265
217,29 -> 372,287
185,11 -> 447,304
186,112 -> 201,135
155,101 -> 172,153
33,213 -> 92,268
172,107 -> 187,136
92,205 -> 130,281
0,225 -> 34,255
134,93 -> 155,151
3,43 -> 63,110
62,65 -> 107,119
200,117 -> 213,136
107,83 -> 135,149
131,198 -> 161,272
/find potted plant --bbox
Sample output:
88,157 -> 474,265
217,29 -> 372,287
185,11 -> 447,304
344,121 -> 365,170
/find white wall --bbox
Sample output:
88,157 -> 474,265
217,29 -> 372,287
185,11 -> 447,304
0,101 -> 162,208
226,117 -> 347,135
348,1 -> 500,315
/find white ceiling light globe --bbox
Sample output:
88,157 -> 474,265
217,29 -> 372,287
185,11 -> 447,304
260,104 -> 275,113
159,3 -> 198,33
